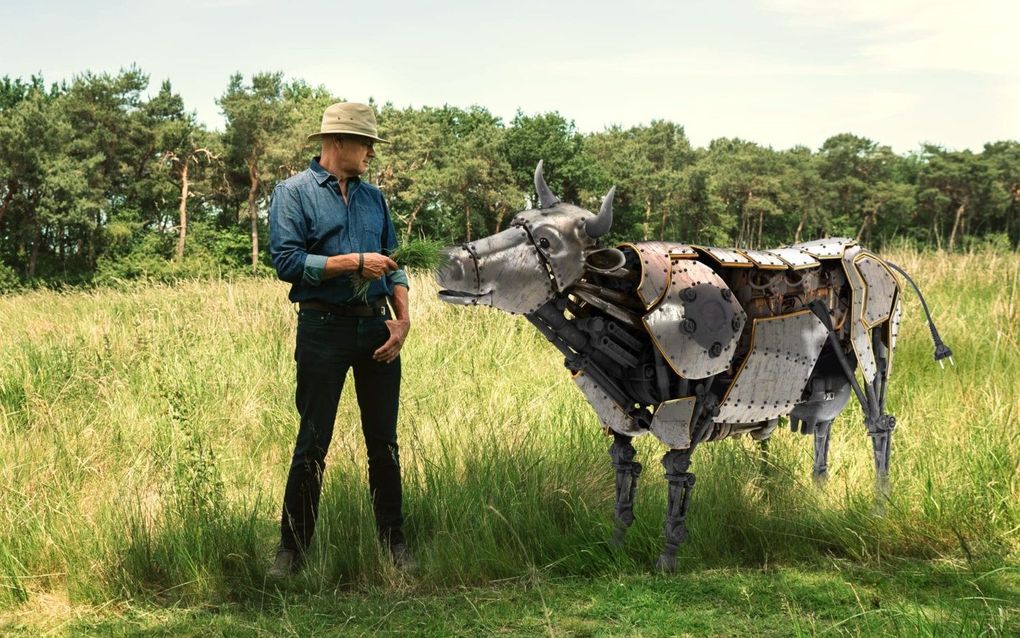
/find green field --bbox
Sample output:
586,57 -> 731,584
1,250 -> 1017,636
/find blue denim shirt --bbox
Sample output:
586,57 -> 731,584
269,157 -> 409,304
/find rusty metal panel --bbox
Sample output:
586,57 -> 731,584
643,260 -> 746,379
714,311 -> 829,424
793,237 -> 856,259
737,248 -> 788,270
572,371 -> 644,436
624,242 -> 673,309
766,247 -> 820,270
841,245 -> 877,384
694,245 -> 753,267
649,396 -> 697,449
855,253 -> 900,328
667,245 -> 698,258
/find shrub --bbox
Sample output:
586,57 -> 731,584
0,263 -> 21,294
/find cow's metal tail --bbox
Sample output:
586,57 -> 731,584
886,261 -> 954,368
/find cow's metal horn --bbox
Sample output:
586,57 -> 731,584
585,186 -> 615,238
534,160 -> 560,209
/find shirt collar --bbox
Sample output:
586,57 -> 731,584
310,157 -> 361,188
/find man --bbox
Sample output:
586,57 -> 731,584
267,102 -> 411,577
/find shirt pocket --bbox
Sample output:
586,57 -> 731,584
363,219 -> 384,251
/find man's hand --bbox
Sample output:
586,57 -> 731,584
322,252 -> 397,281
361,253 -> 398,280
373,318 -> 410,363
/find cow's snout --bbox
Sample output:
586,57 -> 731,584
436,246 -> 482,304
436,246 -> 474,290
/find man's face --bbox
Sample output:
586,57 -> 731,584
334,135 -> 375,176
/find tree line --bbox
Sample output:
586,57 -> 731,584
1,68 -> 1017,291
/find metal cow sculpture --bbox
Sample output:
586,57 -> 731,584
436,162 -> 952,571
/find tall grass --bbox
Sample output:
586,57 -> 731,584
0,250 -> 1017,609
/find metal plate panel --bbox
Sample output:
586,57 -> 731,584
667,244 -> 698,258
643,260 -> 746,379
766,247 -> 820,270
887,295 -> 902,377
572,371 -> 644,436
793,237 -> 856,259
516,207 -> 593,292
649,396 -> 697,449
737,248 -> 788,269
624,242 -> 673,309
855,253 -> 899,327
694,245 -> 754,267
714,311 -> 829,424
841,245 -> 877,384
472,226 -> 555,314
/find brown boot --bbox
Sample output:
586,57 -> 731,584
267,548 -> 302,578
388,541 -> 418,571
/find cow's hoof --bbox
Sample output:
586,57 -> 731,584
812,471 -> 829,488
655,553 -> 677,573
609,525 -> 627,547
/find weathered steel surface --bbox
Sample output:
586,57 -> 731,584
514,206 -> 593,292
887,295 -> 903,377
856,253 -> 899,327
694,245 -> 754,267
572,371 -> 644,436
622,242 -> 673,309
715,311 -> 829,424
473,226 -> 554,315
841,245 -> 878,383
643,260 -> 746,379
737,248 -> 788,269
793,237 -> 856,259
667,245 -> 699,258
767,247 -> 820,269
649,396 -> 697,449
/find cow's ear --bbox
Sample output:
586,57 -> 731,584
584,247 -> 626,273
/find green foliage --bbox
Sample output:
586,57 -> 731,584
0,264 -> 19,293
1,68 -> 1018,292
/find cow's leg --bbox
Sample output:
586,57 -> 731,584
865,328 -> 896,502
812,419 -> 834,486
655,447 -> 696,573
752,418 -> 779,476
758,438 -> 771,476
608,432 -> 642,545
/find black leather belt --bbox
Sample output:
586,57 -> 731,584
299,300 -> 387,317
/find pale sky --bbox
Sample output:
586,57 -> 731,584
2,0 -> 1017,153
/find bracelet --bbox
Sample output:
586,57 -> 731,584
357,253 -> 364,275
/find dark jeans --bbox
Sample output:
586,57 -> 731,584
280,309 -> 403,553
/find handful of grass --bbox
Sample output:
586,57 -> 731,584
350,238 -> 445,301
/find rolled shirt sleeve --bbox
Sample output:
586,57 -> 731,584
388,268 -> 409,289
269,184 -> 329,286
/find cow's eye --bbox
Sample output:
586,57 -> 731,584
538,237 -> 551,250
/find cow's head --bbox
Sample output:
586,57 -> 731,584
436,162 -> 625,314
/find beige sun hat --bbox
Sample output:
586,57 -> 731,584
307,102 -> 389,143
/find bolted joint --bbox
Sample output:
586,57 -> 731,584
877,414 -> 897,432
609,442 -> 637,468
